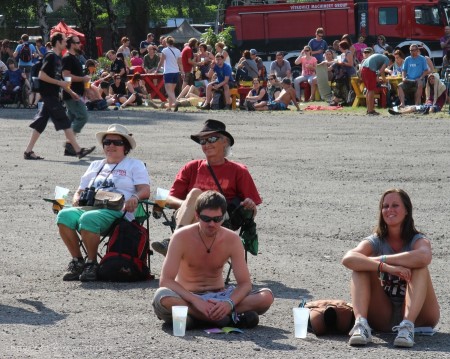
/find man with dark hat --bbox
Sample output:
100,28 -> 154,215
151,119 -> 262,256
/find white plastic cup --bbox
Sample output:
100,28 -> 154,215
293,307 -> 310,338
154,187 -> 170,208
172,306 -> 188,336
63,76 -> 72,88
54,186 -> 70,206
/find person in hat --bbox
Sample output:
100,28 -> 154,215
56,124 -> 150,282
249,49 -> 265,80
152,190 -> 273,330
151,119 -> 262,256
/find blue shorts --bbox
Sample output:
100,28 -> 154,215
267,101 -> 287,111
164,72 -> 180,84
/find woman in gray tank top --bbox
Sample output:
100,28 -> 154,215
342,188 -> 439,348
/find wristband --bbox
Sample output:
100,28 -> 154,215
132,194 -> 140,201
226,299 -> 238,323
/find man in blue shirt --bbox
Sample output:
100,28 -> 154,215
199,53 -> 235,110
308,28 -> 328,63
398,44 -> 429,107
13,34 -> 37,79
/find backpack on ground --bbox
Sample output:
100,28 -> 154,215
98,218 -> 150,282
19,43 -> 32,63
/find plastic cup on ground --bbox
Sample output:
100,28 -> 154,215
154,187 -> 170,208
172,306 -> 188,336
293,307 -> 310,338
54,186 -> 70,206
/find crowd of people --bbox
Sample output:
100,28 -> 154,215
0,30 -> 442,348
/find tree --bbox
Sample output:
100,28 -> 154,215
36,0 -> 50,42
66,0 -> 98,58
103,0 -> 120,50
125,0 -> 150,49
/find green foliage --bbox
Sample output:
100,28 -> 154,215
200,26 -> 235,49
97,56 -> 112,69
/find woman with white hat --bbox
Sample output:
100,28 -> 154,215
56,124 -> 150,282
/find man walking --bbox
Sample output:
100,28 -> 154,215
62,35 -> 95,156
23,32 -> 95,160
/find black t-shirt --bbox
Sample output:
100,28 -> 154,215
39,51 -> 62,97
62,53 -> 84,99
111,82 -> 126,96
110,59 -> 126,77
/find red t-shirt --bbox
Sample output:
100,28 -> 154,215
169,159 -> 262,205
181,46 -> 194,73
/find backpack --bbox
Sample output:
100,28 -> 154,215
98,218 -> 150,282
19,43 -> 32,63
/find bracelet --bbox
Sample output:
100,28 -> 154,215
226,299 -> 238,323
132,194 -> 140,201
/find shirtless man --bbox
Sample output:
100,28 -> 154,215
152,191 -> 273,329
255,77 -> 300,111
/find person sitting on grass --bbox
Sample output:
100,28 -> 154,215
342,188 -> 440,348
255,78 -> 300,111
120,73 -> 157,109
152,190 -> 273,330
389,73 -> 447,115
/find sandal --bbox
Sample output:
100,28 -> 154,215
76,146 -> 96,159
24,151 -> 44,160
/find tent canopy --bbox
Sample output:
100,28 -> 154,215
164,21 -> 203,45
50,20 -> 103,57
51,21 -> 85,41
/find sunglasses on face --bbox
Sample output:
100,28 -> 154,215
73,41 -> 81,44
103,139 -> 125,146
199,136 -> 221,145
199,214 -> 224,223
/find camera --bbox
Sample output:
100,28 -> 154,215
79,186 -> 96,206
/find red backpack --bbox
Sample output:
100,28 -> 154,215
98,218 -> 150,281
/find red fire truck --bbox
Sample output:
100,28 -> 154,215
224,0 -> 450,66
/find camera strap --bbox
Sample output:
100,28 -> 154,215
92,160 -> 121,188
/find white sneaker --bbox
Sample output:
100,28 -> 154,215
393,320 -> 415,348
349,317 -> 372,346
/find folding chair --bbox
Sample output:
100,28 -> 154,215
44,198 -> 155,280
224,206 -> 259,284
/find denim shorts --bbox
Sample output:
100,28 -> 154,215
164,72 -> 180,84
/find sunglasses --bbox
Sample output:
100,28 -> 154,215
73,41 -> 81,44
199,214 -> 224,223
199,136 -> 221,145
103,139 -> 125,146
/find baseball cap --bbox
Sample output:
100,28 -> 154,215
250,49 -> 257,55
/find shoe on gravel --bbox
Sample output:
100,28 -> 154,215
77,146 -> 96,159
151,238 -> 170,256
63,258 -> 85,281
79,262 -> 99,282
393,320 -> 414,348
234,311 -> 259,329
349,317 -> 372,346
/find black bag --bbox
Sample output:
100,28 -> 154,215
86,99 -> 108,111
19,43 -> 32,62
98,218 -> 150,282
211,89 -> 225,110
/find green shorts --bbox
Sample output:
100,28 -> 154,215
56,207 -> 123,234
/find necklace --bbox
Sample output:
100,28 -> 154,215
198,225 -> 217,254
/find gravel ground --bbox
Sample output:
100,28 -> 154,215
0,106 -> 449,358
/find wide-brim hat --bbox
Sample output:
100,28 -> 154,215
190,119 -> 234,147
96,124 -> 136,149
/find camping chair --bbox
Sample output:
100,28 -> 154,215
44,198 -> 155,279
223,205 -> 259,284
141,200 -> 258,284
